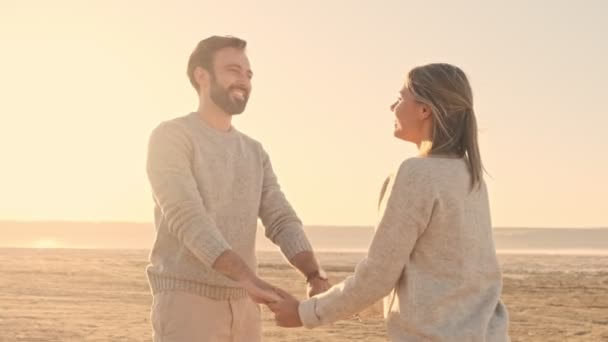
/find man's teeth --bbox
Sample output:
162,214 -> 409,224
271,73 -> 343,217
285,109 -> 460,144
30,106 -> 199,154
232,90 -> 245,100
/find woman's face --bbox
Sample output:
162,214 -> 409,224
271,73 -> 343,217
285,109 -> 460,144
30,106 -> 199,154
390,87 -> 429,143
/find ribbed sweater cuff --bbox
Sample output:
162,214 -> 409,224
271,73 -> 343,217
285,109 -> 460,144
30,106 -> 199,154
186,227 -> 232,267
299,297 -> 322,328
148,273 -> 247,300
276,230 -> 313,260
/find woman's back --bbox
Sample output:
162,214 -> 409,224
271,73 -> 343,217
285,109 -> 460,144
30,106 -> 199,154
385,156 -> 509,341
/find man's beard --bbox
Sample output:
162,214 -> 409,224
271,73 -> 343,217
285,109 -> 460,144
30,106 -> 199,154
209,77 -> 249,115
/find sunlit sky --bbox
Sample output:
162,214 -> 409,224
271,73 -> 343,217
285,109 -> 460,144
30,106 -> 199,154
1,0 -> 606,227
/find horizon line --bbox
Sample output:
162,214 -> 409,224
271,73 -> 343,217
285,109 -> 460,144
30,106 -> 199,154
0,220 -> 606,230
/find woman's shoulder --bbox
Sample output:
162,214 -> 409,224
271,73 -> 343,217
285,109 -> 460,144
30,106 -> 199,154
389,157 -> 433,190
395,156 -> 467,185
397,156 -> 435,176
400,155 -> 466,171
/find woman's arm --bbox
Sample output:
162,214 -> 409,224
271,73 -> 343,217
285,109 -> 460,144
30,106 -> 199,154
297,159 -> 436,328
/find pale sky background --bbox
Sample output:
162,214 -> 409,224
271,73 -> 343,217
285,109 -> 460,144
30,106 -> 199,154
0,0 -> 606,228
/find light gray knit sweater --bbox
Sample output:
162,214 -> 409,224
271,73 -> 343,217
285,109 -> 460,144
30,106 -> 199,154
146,112 -> 313,300
299,157 -> 510,341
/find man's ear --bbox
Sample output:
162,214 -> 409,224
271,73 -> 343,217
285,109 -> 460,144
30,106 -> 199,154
194,66 -> 210,92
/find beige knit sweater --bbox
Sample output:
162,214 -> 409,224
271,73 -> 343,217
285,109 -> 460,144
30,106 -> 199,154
146,112 -> 313,300
299,157 -> 510,341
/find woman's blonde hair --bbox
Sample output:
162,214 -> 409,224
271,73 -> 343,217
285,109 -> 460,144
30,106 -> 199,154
407,63 -> 484,189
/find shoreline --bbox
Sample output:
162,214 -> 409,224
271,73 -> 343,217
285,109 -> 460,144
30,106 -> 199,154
2,246 -> 608,255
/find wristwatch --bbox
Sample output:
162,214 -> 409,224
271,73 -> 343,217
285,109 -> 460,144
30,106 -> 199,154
305,269 -> 328,283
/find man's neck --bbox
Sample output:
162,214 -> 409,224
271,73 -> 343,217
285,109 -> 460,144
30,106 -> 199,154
197,102 -> 233,132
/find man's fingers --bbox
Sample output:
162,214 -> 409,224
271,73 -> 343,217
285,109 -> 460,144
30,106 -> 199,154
267,292 -> 282,302
248,294 -> 265,304
258,288 -> 281,302
273,287 -> 292,299
249,289 -> 280,304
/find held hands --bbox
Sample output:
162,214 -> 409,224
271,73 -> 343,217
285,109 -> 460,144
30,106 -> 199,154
242,273 -> 331,327
240,276 -> 303,327
268,277 -> 331,328
268,287 -> 304,327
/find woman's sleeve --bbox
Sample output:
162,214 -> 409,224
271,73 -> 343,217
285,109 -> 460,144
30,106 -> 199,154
299,159 -> 437,328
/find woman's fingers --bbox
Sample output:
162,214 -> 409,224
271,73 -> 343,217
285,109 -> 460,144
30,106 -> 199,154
267,301 -> 280,312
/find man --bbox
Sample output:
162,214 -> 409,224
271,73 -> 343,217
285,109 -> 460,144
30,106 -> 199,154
146,35 -> 330,341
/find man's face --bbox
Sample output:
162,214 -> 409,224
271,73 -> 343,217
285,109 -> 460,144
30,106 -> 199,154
207,47 -> 253,115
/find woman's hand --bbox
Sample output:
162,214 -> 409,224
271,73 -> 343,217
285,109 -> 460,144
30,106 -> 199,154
268,287 -> 303,327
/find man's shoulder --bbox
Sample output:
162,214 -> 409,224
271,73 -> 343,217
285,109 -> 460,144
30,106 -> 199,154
162,113 -> 194,129
151,114 -> 194,138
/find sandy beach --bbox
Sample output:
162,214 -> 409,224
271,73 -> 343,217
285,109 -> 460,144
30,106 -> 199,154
0,248 -> 606,341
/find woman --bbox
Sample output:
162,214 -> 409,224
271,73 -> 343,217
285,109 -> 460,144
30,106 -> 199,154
269,63 -> 510,341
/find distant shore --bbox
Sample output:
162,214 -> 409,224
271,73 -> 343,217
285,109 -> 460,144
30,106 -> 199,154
2,221 -> 608,253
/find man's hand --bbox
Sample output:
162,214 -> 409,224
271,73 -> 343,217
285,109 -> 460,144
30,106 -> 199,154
268,288 -> 303,328
240,276 -> 281,304
212,250 -> 281,304
307,277 -> 331,298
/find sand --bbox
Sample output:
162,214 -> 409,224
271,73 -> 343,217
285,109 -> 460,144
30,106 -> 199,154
0,248 -> 607,341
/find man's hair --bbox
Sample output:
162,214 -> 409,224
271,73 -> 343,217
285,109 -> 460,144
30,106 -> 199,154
187,35 -> 247,91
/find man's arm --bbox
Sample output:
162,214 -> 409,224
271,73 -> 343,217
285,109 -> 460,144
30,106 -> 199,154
213,250 -> 281,303
289,251 -> 331,297
147,122 -> 231,266
257,147 -> 330,296
147,123 -> 278,303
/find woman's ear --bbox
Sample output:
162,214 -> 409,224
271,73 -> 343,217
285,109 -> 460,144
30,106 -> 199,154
419,103 -> 433,120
